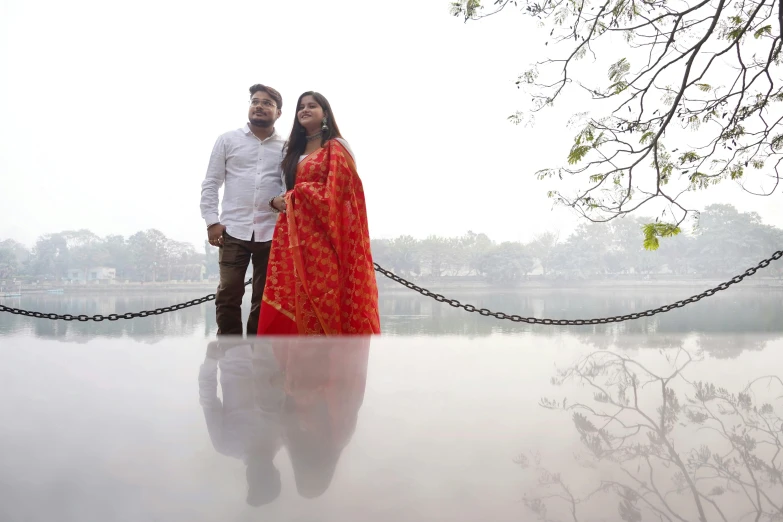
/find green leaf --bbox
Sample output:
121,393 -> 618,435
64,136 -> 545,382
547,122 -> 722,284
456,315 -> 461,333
536,168 -> 559,180
639,131 -> 655,145
610,80 -> 628,94
611,0 -> 628,18
696,83 -> 712,92
608,58 -> 630,83
728,27 -> 744,41
678,151 -> 700,164
753,25 -> 771,38
568,144 -> 591,165
642,223 -> 681,251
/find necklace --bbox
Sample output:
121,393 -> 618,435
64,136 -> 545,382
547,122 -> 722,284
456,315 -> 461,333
305,131 -> 322,142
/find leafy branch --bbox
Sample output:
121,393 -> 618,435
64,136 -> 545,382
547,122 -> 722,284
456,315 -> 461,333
519,347 -> 783,521
452,0 -> 783,248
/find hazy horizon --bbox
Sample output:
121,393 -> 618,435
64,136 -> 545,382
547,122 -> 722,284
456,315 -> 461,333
2,0 -> 782,251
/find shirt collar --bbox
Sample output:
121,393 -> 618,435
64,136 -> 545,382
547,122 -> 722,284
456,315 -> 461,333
243,123 -> 281,142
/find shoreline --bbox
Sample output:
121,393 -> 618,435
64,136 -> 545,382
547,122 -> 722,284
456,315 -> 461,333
4,276 -> 781,295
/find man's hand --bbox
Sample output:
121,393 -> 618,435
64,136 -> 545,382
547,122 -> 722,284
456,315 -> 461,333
207,223 -> 226,247
205,341 -> 224,361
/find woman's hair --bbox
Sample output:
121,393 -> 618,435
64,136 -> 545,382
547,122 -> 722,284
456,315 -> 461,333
281,91 -> 342,190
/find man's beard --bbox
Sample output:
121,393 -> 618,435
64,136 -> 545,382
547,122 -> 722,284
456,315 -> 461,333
249,115 -> 273,128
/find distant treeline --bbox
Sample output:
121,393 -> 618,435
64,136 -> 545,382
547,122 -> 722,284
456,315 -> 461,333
1,204 -> 781,284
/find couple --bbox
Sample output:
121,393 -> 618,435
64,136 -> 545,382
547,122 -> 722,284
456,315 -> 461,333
198,338 -> 370,505
200,84 -> 381,337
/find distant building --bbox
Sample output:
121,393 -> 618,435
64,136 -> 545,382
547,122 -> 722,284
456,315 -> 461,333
67,267 -> 117,284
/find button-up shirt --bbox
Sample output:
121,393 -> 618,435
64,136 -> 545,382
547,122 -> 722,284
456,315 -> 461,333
198,344 -> 284,464
200,124 -> 285,242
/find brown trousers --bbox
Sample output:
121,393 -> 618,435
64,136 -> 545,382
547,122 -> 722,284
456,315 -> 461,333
215,232 -> 272,337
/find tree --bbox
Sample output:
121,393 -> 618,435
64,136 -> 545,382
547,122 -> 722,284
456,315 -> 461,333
420,235 -> 462,277
204,240 -> 219,279
460,230 -> 496,275
451,0 -> 783,249
528,231 -> 560,276
519,348 -> 783,522
0,243 -> 18,280
64,229 -> 109,282
688,203 -> 782,274
166,240 -> 201,280
31,233 -> 69,280
478,241 -> 535,282
104,235 -> 132,281
380,235 -> 423,277
128,229 -> 170,282
0,239 -> 30,280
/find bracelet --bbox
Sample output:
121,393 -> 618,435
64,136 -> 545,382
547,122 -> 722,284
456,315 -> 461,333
268,196 -> 279,213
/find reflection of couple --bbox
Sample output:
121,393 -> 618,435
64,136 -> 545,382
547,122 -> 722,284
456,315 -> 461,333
198,338 -> 370,505
200,84 -> 380,337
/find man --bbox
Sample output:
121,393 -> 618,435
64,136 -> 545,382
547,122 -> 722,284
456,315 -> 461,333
200,84 -> 285,336
198,340 -> 284,506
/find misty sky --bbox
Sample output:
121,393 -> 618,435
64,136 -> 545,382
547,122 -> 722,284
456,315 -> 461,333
2,0 -> 781,250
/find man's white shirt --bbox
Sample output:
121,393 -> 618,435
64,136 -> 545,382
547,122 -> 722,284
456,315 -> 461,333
200,124 -> 285,242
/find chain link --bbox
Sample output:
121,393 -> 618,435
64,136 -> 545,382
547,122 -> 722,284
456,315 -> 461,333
0,280 -> 248,322
1,249 -> 782,325
372,249 -> 783,326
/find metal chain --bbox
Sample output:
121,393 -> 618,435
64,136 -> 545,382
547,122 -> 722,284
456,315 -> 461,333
1,249 -> 781,324
372,249 -> 783,326
0,280 -> 252,322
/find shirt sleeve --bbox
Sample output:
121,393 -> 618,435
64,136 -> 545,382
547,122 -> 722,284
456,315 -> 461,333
200,135 -> 226,227
198,358 -> 227,453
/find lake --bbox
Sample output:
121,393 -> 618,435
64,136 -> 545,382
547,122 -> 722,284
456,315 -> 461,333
1,285 -> 782,521
1,285 -> 782,344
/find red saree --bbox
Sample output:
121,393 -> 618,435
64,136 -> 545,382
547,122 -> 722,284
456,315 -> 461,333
257,139 -> 381,336
272,336 -> 370,497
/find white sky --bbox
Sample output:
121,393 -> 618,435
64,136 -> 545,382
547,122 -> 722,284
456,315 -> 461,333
1,0 -> 781,250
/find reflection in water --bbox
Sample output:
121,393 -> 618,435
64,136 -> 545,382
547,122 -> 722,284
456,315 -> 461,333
382,287 -> 783,340
198,337 -> 370,506
3,288 -> 782,350
0,293 -> 216,341
0,333 -> 781,520
519,347 -> 783,521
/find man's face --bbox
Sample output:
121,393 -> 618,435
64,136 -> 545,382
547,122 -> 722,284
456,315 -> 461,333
248,91 -> 281,128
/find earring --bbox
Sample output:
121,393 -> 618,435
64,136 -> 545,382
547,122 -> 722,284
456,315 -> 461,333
321,117 -> 329,133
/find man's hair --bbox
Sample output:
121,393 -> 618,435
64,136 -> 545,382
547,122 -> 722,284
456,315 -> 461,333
249,84 -> 283,110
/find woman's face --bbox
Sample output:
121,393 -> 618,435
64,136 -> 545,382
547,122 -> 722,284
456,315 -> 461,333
297,95 -> 325,133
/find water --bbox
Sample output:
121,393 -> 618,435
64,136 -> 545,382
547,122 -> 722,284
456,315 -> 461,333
1,286 -> 782,344
2,286 -> 782,520
0,334 -> 781,521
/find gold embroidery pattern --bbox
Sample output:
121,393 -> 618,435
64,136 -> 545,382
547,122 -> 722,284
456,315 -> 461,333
259,140 -> 381,335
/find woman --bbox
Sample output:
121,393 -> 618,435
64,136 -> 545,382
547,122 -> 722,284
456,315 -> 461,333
273,336 -> 370,497
257,92 -> 381,336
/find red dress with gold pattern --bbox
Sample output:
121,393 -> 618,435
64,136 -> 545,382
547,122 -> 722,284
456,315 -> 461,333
257,139 -> 381,336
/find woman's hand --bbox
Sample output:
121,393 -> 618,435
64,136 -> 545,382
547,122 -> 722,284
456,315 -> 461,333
272,195 -> 287,213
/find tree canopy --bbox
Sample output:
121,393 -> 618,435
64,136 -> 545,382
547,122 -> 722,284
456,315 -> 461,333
451,0 -> 782,248
1,205 -> 780,284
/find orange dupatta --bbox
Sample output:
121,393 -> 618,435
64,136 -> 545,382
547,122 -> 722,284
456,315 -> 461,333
272,336 -> 370,497
257,139 -> 381,336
